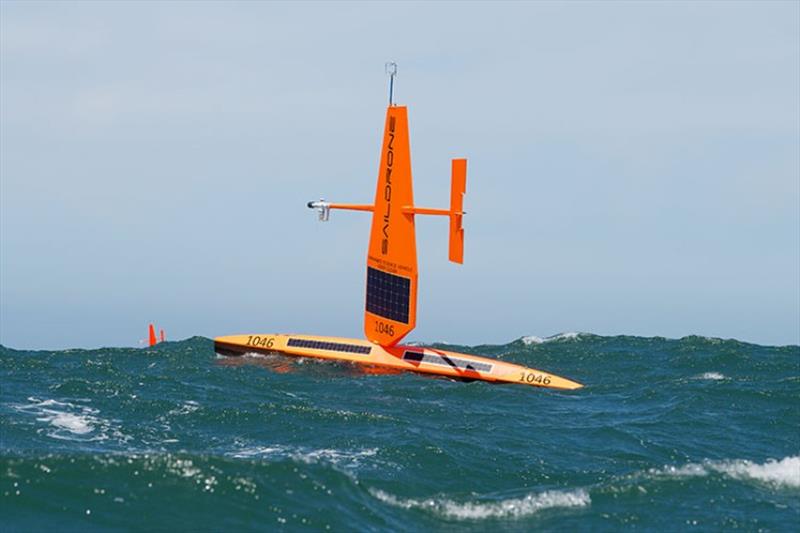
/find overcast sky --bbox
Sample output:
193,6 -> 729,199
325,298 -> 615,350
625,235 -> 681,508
1,1 -> 798,349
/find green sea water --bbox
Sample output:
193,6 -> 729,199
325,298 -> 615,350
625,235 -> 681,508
1,334 -> 798,531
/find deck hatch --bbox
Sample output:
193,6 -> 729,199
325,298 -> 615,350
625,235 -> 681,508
287,338 -> 372,355
402,351 -> 493,373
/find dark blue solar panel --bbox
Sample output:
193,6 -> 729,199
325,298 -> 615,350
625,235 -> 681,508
366,267 -> 411,324
287,338 -> 371,355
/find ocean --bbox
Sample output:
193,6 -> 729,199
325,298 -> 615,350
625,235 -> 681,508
1,334 -> 798,531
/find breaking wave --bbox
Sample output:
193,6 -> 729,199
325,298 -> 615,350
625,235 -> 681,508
370,487 -> 590,520
12,397 -> 129,443
707,457 -> 800,488
694,372 -> 728,381
647,456 -> 800,488
521,332 -> 584,345
229,445 -> 379,469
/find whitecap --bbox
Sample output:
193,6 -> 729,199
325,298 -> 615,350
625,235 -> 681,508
242,351 -> 270,359
707,456 -> 800,488
647,463 -> 709,479
522,332 -> 583,345
694,372 -> 727,381
230,445 -> 378,468
40,411 -> 94,435
405,340 -> 453,347
521,336 -> 546,345
291,448 -> 378,466
230,446 -> 287,459
647,456 -> 800,488
167,401 -> 200,417
13,397 -> 129,443
370,487 -> 590,520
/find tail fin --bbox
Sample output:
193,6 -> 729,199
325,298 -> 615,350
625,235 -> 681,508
148,324 -> 157,347
448,159 -> 467,264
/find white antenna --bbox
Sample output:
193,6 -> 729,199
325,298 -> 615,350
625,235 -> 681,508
385,62 -> 397,105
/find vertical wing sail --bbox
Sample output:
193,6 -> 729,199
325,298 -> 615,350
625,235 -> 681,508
365,106 -> 417,346
148,324 -> 157,347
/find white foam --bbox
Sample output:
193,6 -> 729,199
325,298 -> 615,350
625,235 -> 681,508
406,340 -> 453,347
13,397 -> 128,443
32,399 -> 70,408
648,463 -> 708,479
230,446 -> 286,459
694,372 -> 727,381
521,332 -> 582,345
370,488 -> 590,520
292,448 -> 377,466
167,401 -> 200,416
41,412 -> 94,434
242,351 -> 270,359
708,456 -> 800,488
230,445 -> 378,468
648,456 -> 800,488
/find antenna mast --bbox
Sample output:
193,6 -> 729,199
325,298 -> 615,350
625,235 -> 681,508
385,62 -> 397,105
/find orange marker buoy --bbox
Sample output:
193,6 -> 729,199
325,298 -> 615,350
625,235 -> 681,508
160,329 -> 165,343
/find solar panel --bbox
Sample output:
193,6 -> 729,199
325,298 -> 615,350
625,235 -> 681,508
366,267 -> 411,324
403,351 -> 493,373
287,338 -> 372,355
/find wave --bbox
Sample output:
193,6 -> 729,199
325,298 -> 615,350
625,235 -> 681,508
370,487 -> 590,520
229,445 -> 378,469
41,409 -> 94,435
647,456 -> 800,489
166,400 -> 200,417
708,457 -> 800,488
11,397 -> 129,443
693,372 -> 728,381
521,332 -> 585,345
518,332 -> 772,347
3,332 -> 797,355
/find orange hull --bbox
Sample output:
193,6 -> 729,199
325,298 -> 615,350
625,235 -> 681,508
214,334 -> 583,391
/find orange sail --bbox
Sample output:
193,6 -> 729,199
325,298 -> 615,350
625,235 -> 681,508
148,324 -> 157,347
364,106 -> 418,346
306,104 -> 468,348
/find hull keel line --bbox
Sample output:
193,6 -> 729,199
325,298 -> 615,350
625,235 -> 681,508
216,64 -> 583,391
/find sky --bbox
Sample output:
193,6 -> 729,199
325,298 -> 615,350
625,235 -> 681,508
1,1 -> 798,349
